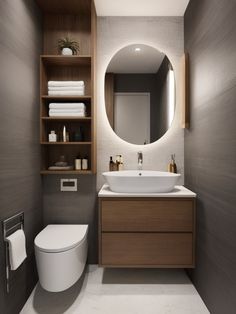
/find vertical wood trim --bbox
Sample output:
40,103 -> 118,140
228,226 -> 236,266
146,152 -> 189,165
181,52 -> 190,129
98,198 -> 102,265
91,0 -> 97,173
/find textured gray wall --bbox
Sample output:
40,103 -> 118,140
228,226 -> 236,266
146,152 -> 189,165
0,1 -> 42,313
43,175 -> 98,263
184,0 -> 236,313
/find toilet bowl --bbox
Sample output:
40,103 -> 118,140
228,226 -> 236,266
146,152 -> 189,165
34,224 -> 88,292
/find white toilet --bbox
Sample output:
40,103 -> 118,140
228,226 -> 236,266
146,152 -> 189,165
34,224 -> 88,292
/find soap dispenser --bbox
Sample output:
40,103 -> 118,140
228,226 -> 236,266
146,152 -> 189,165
109,156 -> 115,171
168,154 -> 177,173
118,155 -> 124,171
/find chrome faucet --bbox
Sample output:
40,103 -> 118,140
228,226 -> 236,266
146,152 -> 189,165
137,151 -> 143,170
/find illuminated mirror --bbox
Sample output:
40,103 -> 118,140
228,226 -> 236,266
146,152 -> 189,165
105,44 -> 175,145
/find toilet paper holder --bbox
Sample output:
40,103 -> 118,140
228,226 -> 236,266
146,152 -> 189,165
2,211 -> 24,293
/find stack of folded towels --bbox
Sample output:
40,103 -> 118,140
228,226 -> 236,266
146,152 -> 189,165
49,103 -> 86,117
48,81 -> 85,96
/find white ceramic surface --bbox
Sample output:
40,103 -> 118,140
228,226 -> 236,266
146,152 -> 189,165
102,170 -> 181,193
35,224 -> 88,253
99,184 -> 196,198
62,47 -> 73,55
34,225 -> 88,292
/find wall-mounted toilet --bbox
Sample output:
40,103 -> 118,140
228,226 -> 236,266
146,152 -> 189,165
34,224 -> 88,292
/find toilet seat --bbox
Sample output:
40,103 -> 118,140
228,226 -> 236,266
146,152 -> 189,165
35,224 -> 88,253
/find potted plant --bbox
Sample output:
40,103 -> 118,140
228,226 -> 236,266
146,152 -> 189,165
58,37 -> 80,55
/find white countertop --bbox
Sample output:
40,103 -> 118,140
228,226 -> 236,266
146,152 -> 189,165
98,184 -> 196,198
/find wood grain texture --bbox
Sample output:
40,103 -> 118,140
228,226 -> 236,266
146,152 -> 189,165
41,55 -> 91,66
40,1 -> 97,174
102,233 -> 193,267
0,1 -> 43,313
101,199 -> 194,232
99,198 -> 196,268
181,53 -> 189,128
36,0 -> 91,14
90,0 -> 97,173
184,0 -> 236,313
43,13 -> 91,55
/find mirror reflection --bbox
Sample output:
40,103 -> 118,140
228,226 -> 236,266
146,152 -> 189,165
105,44 -> 175,145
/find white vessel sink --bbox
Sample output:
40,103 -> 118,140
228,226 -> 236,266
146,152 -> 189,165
102,170 -> 181,193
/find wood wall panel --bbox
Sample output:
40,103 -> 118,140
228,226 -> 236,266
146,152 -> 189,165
43,13 -> 91,55
184,0 -> 236,313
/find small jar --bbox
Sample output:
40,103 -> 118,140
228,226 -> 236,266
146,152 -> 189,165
48,130 -> 57,142
82,157 -> 88,170
75,157 -> 82,170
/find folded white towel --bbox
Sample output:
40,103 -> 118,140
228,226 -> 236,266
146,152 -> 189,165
49,109 -> 85,113
48,81 -> 84,87
48,90 -> 85,96
6,229 -> 27,270
48,86 -> 85,91
49,103 -> 86,110
49,112 -> 86,117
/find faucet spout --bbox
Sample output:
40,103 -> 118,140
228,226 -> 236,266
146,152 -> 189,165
137,151 -> 143,170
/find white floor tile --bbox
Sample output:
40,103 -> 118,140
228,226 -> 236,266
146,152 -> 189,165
21,266 -> 209,314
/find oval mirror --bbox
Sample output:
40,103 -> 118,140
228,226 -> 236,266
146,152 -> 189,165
104,44 -> 175,145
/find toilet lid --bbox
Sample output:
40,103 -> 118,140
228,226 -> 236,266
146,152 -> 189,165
34,224 -> 88,253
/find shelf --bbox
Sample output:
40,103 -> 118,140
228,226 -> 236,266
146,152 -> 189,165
41,117 -> 92,121
36,0 -> 91,15
41,142 -> 92,145
39,1 -> 96,175
41,55 -> 91,66
41,95 -> 92,100
40,170 -> 93,175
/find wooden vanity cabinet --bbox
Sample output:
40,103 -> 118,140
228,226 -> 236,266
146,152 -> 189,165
99,197 -> 196,268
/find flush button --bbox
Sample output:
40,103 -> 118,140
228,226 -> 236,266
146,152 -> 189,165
60,179 -> 77,192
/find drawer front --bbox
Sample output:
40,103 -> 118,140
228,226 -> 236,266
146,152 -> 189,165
101,200 -> 193,232
101,233 -> 193,266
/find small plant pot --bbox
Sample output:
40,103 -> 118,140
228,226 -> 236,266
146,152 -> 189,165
61,48 -> 73,55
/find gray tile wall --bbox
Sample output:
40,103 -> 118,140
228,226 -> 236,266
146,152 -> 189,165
0,0 -> 43,313
184,0 -> 236,313
43,175 -> 98,263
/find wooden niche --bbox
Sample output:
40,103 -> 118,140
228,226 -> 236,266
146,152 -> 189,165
36,0 -> 97,174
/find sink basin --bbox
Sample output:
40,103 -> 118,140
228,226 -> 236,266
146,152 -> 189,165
102,170 -> 181,193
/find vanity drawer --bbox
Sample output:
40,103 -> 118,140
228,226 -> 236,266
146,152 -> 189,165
101,200 -> 194,232
101,233 -> 193,267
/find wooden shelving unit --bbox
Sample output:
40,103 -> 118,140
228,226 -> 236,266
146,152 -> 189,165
37,0 -> 97,175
